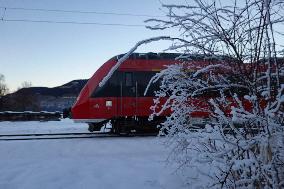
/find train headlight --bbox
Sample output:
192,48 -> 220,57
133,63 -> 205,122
106,100 -> 112,107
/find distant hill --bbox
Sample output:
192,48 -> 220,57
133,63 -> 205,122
1,79 -> 88,112
14,79 -> 88,97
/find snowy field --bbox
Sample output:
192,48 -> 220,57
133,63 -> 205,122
0,119 -> 89,134
0,119 -> 185,189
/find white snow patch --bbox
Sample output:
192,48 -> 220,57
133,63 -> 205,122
0,120 -> 188,189
0,119 -> 88,134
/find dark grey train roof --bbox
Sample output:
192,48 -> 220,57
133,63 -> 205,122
114,52 -> 234,61
113,53 -> 284,64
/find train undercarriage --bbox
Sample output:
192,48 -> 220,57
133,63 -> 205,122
87,116 -> 166,135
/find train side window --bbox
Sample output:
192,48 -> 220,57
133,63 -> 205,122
91,71 -> 120,97
125,72 -> 133,87
135,71 -> 161,97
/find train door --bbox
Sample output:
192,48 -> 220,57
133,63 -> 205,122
120,72 -> 137,116
88,71 -> 119,120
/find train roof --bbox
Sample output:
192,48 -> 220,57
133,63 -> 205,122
111,53 -> 284,65
113,53 -> 235,62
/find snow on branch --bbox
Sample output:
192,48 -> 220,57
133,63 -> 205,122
192,64 -> 231,77
99,36 -> 174,87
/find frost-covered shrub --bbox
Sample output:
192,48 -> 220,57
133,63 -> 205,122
148,60 -> 284,188
144,0 -> 284,188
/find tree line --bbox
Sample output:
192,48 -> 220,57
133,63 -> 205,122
0,74 -> 40,111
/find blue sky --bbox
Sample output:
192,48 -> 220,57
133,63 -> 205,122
0,0 -> 176,91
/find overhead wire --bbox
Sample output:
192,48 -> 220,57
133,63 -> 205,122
0,6 -> 165,18
0,6 -> 164,27
1,18 -> 146,27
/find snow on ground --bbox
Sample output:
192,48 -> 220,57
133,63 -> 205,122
0,119 -> 89,134
0,120 -> 186,189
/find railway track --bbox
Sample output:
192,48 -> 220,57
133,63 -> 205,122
0,132 -> 157,141
0,132 -> 113,141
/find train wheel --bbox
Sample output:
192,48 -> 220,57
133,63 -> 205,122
88,123 -> 104,132
118,127 -> 130,136
111,119 -> 132,136
88,123 -> 94,132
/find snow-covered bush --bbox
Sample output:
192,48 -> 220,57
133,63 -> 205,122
145,0 -> 284,188
147,59 -> 283,188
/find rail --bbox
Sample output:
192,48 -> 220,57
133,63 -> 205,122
0,132 -> 157,141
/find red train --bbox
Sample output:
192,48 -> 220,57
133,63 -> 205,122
71,53 -> 284,134
71,53 -> 221,134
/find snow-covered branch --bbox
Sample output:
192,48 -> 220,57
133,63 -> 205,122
99,36 -> 174,87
